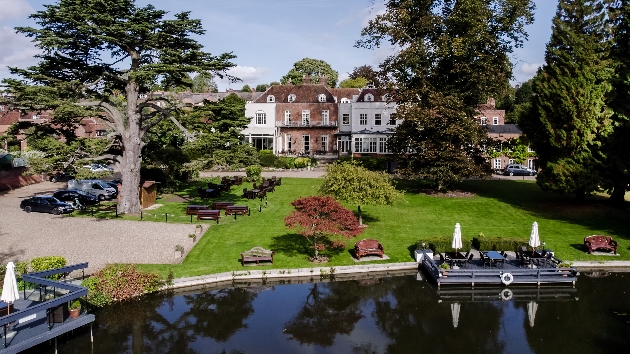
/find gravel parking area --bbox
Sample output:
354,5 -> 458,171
0,182 -> 197,273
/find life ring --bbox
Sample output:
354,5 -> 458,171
501,272 -> 514,286
500,289 -> 513,301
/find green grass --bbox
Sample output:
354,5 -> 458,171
133,177 -> 630,278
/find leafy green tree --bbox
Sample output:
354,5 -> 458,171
269,81 -> 281,86
521,0 -> 613,200
191,72 -> 218,93
348,65 -> 380,87
339,77 -> 368,88
255,84 -> 268,92
1,0 -> 236,214
280,58 -> 338,87
319,161 -> 403,225
241,84 -> 251,92
602,0 -> 630,204
356,0 -> 534,190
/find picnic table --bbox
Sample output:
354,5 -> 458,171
186,205 -> 208,215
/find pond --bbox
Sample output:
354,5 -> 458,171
27,271 -> 630,354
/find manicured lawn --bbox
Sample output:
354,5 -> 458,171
137,177 -> 630,278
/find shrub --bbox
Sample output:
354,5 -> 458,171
81,264 -> 163,307
259,149 -> 274,156
30,256 -> 67,280
294,157 -> 310,168
245,164 -> 262,181
471,236 -> 528,252
259,154 -> 277,167
416,237 -> 472,254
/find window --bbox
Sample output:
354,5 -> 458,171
388,113 -> 397,125
508,159 -> 515,165
321,110 -> 329,125
355,137 -> 377,152
480,117 -> 487,125
288,94 -> 296,102
493,117 -> 499,125
354,137 -> 362,152
267,95 -> 275,103
139,93 -> 147,99
365,93 -> 374,101
286,134 -> 292,151
374,113 -> 382,125
494,159 -> 502,170
303,134 -> 310,152
321,135 -> 328,152
256,112 -> 266,125
342,113 -> 350,125
340,98 -> 350,103
528,159 -> 535,169
369,138 -> 377,152
360,113 -> 367,125
96,130 -> 107,137
318,94 -> 326,102
302,110 -> 310,125
528,145 -> 534,153
284,110 -> 291,125
33,115 -> 40,120
379,137 -> 390,153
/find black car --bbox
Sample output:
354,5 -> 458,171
52,189 -> 100,208
49,172 -> 75,183
20,196 -> 75,215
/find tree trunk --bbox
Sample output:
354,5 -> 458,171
118,81 -> 143,214
313,234 -> 318,258
609,183 -> 627,205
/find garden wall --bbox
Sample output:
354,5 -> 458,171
0,167 -> 43,191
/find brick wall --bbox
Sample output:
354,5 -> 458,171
0,167 -> 43,191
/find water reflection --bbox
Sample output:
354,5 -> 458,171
27,272 -> 630,354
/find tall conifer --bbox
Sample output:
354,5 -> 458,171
522,0 -> 613,199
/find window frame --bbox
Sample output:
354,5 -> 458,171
255,111 -> 266,125
342,113 -> 350,125
359,113 -> 367,125
302,110 -> 310,126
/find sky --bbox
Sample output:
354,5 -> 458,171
0,0 -> 557,91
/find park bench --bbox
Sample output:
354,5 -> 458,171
584,235 -> 618,254
212,201 -> 235,210
226,205 -> 250,216
196,210 -> 221,223
240,246 -> 274,266
186,205 -> 208,215
354,239 -> 384,260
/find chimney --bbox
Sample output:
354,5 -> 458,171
228,88 -> 234,93
318,75 -> 327,85
251,87 -> 255,93
302,74 -> 311,85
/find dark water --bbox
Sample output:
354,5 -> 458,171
29,271 -> 630,354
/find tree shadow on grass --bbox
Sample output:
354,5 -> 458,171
270,233 -> 350,260
354,212 -> 379,224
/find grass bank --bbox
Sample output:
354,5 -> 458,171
135,178 -> 629,278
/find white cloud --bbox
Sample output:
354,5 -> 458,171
0,0 -> 33,21
0,26 -> 40,76
338,72 -> 350,82
518,62 -> 543,75
223,65 -> 270,84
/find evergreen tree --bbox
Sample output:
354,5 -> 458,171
356,0 -> 535,190
602,0 -> 630,203
521,0 -> 613,199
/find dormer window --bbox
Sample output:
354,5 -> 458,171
365,93 -> 374,102
318,94 -> 326,102
382,94 -> 390,102
340,98 -> 350,103
139,93 -> 147,99
267,95 -> 275,103
288,94 -> 296,102
480,117 -> 487,125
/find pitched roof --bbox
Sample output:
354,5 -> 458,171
253,84 -> 335,103
486,124 -> 522,135
356,88 -> 396,102
328,88 -> 360,101
0,110 -> 20,125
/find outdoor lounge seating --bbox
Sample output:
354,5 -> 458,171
197,210 -> 220,223
584,235 -> 618,254
240,246 -> 274,266
354,239 -> 384,260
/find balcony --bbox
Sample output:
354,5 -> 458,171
277,121 -> 338,128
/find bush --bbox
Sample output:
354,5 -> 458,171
416,237 -> 472,254
259,149 -> 274,156
81,264 -> 164,307
259,154 -> 277,167
294,157 -> 310,168
245,164 -> 262,181
471,236 -> 528,252
30,256 -> 67,280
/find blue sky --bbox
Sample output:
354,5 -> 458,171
1,0 -> 557,91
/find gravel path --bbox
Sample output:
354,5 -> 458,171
0,182 -> 197,273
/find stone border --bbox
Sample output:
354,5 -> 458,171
167,262 -> 419,290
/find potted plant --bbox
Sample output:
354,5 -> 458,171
69,300 -> 81,318
439,262 -> 450,276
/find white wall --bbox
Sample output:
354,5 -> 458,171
350,102 -> 398,132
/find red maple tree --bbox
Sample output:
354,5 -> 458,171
285,196 -> 363,262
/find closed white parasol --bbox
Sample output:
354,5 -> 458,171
452,223 -> 463,252
451,302 -> 461,328
1,262 -> 20,314
529,221 -> 540,249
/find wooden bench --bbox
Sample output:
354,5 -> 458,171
354,239 -> 384,260
226,205 -> 250,216
212,201 -> 235,210
240,246 -> 274,266
584,235 -> 618,254
186,205 -> 208,215
197,210 -> 221,223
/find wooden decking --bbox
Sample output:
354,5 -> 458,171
421,253 -> 579,288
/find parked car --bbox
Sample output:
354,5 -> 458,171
67,179 -> 117,200
20,196 -> 75,215
503,164 -> 537,176
52,189 -> 100,208
104,182 -> 119,198
49,172 -> 75,183
82,164 -> 114,172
